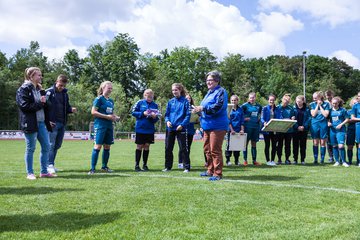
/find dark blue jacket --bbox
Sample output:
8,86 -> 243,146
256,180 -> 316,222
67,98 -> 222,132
165,96 -> 190,131
261,104 -> 277,134
275,104 -> 295,133
229,106 -> 244,132
16,81 -> 51,133
132,99 -> 159,134
46,84 -> 73,124
293,104 -> 311,132
200,85 -> 229,131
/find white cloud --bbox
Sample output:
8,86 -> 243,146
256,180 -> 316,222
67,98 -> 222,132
0,0 -> 317,60
256,12 -> 303,38
99,0 -> 300,58
0,0 -> 136,59
259,0 -> 360,27
330,50 -> 360,69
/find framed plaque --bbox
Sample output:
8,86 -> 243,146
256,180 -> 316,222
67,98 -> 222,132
261,119 -> 297,133
228,133 -> 247,151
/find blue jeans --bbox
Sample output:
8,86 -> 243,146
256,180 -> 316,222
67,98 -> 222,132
48,122 -> 65,166
24,121 -> 50,174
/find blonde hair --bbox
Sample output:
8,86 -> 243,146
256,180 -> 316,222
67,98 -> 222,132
143,89 -> 154,98
24,67 -> 41,81
97,81 -> 112,96
231,95 -> 239,101
313,91 -> 324,101
296,95 -> 305,102
332,96 -> 344,107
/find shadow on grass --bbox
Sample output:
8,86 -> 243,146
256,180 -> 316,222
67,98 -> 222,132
0,187 -> 83,195
0,211 -> 121,232
225,175 -> 300,181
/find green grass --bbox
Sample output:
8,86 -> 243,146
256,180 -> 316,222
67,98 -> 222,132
1,139 -> 360,240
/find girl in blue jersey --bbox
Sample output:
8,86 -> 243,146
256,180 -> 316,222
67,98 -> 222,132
351,92 -> 360,167
293,95 -> 311,165
275,94 -> 295,165
261,94 -> 278,166
163,83 -> 191,172
310,91 -> 330,164
178,94 -> 196,169
225,95 -> 245,166
132,89 -> 160,171
88,81 -> 120,175
328,97 -> 349,167
241,92 -> 262,166
346,97 -> 357,165
192,71 -> 229,181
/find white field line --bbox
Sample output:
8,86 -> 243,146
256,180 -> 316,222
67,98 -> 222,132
2,171 -> 360,194
114,173 -> 360,195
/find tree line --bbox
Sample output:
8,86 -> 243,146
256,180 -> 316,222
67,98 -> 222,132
1,33 -> 359,132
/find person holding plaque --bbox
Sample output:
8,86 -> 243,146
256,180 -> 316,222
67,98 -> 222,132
275,94 -> 295,165
225,95 -> 244,166
261,94 -> 278,166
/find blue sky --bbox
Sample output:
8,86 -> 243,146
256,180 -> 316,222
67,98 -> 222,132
0,0 -> 359,68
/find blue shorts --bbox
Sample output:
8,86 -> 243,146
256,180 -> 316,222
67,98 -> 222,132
356,124 -> 360,144
329,128 -> 345,145
245,127 -> 259,142
310,123 -> 328,139
346,127 -> 355,146
94,126 -> 114,145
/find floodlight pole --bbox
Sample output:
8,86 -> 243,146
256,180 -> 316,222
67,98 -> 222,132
302,51 -> 307,102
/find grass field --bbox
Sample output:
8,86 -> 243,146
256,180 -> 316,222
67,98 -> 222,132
1,139 -> 360,240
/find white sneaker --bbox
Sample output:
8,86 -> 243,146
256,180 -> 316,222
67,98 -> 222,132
26,174 -> 36,180
333,162 -> 340,167
183,169 -> 189,173
267,161 -> 276,166
358,163 -> 360,167
226,162 -> 232,166
342,162 -> 349,167
178,163 -> 183,169
162,168 -> 170,172
47,164 -> 56,174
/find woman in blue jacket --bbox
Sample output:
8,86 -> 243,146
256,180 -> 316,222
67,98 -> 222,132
192,71 -> 229,181
293,95 -> 311,165
225,95 -> 245,166
178,94 -> 196,169
163,83 -> 191,172
261,94 -> 277,166
132,89 -> 160,171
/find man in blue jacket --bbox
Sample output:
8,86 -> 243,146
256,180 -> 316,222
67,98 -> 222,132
46,74 -> 76,173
